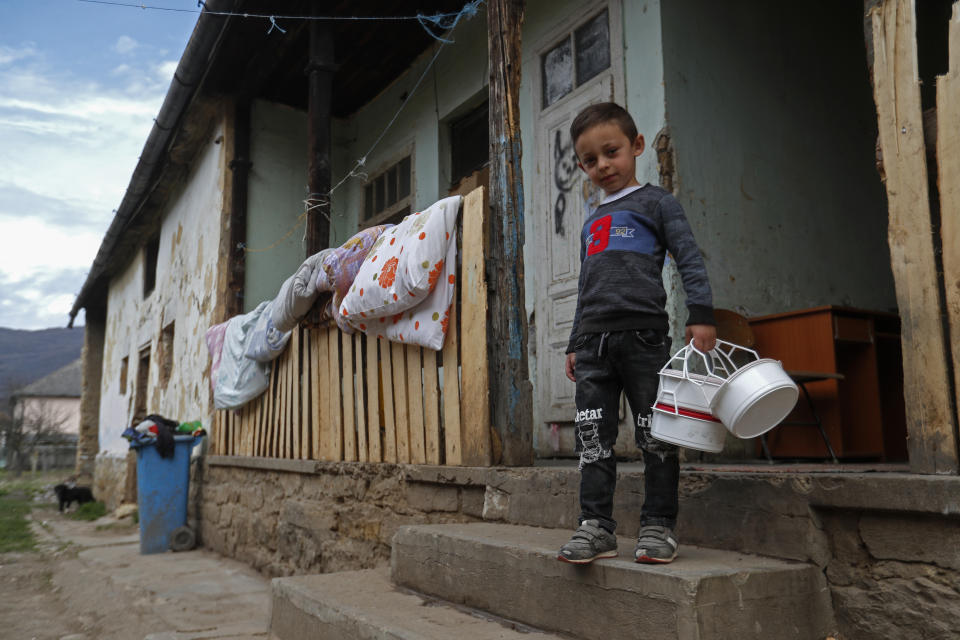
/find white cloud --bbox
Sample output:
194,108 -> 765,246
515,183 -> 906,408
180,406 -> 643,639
0,216 -> 102,281
0,52 -> 170,327
43,293 -> 77,318
0,63 -> 165,214
0,266 -> 90,329
155,60 -> 178,83
0,45 -> 38,66
114,35 -> 138,55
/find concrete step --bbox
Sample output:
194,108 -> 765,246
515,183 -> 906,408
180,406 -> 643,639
391,523 -> 836,640
269,566 -> 567,640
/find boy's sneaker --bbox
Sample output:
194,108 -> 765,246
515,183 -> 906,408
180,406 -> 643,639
557,520 -> 618,564
634,525 -> 679,564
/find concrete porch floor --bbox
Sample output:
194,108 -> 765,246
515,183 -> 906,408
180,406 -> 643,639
535,457 -> 912,474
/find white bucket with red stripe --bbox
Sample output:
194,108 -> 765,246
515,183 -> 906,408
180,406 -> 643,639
650,344 -> 730,452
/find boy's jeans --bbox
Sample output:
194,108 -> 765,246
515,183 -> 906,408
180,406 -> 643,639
573,328 -> 678,534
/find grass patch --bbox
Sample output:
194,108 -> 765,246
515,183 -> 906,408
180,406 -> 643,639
69,501 -> 107,521
0,495 -> 37,553
0,470 -> 65,553
0,469 -> 64,495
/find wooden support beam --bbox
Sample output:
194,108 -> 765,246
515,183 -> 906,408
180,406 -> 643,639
226,100 -> 251,318
306,21 -> 334,254
460,188 -> 492,467
868,0 -> 958,473
487,0 -> 533,465
442,297 -> 462,465
936,1 -> 960,468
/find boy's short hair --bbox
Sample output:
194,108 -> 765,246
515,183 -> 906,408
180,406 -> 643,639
570,102 -> 638,145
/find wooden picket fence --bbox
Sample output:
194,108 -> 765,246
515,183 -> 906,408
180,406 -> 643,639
212,187 -> 492,466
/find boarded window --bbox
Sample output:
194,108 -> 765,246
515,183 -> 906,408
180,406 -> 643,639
541,9 -> 611,109
363,155 -> 413,227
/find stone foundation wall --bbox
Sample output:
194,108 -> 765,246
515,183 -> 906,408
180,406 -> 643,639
93,452 -> 136,511
202,458 -> 960,639
198,460 -> 481,577
676,471 -> 960,640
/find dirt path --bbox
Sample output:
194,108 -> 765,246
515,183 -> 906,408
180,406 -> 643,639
0,508 -> 269,640
0,549 -> 76,639
0,510 -> 167,640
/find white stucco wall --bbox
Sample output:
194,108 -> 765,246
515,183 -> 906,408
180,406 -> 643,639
98,121 -> 226,458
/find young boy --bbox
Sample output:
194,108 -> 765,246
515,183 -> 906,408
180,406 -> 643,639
558,102 -> 716,565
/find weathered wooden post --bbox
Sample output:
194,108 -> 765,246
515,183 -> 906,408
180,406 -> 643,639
306,19 -> 334,254
865,0 -> 959,473
226,99 -> 250,319
487,0 -> 534,465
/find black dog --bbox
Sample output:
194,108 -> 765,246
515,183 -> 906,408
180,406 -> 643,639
54,484 -> 95,512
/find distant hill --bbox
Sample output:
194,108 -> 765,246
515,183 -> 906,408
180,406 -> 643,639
0,327 -> 85,405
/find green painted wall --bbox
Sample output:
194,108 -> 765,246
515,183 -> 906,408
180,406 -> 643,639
660,0 -> 897,316
244,99 -> 309,313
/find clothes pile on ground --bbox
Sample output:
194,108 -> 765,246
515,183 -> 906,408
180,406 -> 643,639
122,414 -> 207,458
205,194 -> 462,410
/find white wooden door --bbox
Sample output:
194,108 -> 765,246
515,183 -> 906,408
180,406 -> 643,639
532,3 -> 623,424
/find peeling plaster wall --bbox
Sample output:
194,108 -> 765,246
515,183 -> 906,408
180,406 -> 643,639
244,100 -> 309,312
98,122 -> 226,464
660,0 -> 897,316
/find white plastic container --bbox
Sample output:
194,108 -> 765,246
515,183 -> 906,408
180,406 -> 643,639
707,340 -> 799,438
650,344 -> 729,453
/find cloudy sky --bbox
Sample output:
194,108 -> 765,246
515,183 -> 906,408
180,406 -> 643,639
0,1 -> 198,329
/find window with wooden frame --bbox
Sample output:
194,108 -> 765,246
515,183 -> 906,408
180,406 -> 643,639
362,154 -> 412,227
541,9 -> 611,109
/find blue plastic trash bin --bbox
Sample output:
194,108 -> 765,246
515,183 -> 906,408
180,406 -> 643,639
132,435 -> 203,554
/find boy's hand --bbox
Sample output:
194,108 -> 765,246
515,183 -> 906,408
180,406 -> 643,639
686,324 -> 717,352
565,352 -> 576,382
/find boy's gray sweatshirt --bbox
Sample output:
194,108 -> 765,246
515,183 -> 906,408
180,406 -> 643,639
566,184 -> 714,354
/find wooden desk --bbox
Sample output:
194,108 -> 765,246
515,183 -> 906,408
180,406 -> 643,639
748,306 -> 906,461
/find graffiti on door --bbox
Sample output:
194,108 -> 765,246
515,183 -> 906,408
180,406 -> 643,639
553,129 -> 579,236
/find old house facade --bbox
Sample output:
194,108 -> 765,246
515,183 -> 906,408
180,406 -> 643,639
4,358 -> 82,471
71,1 -> 960,637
